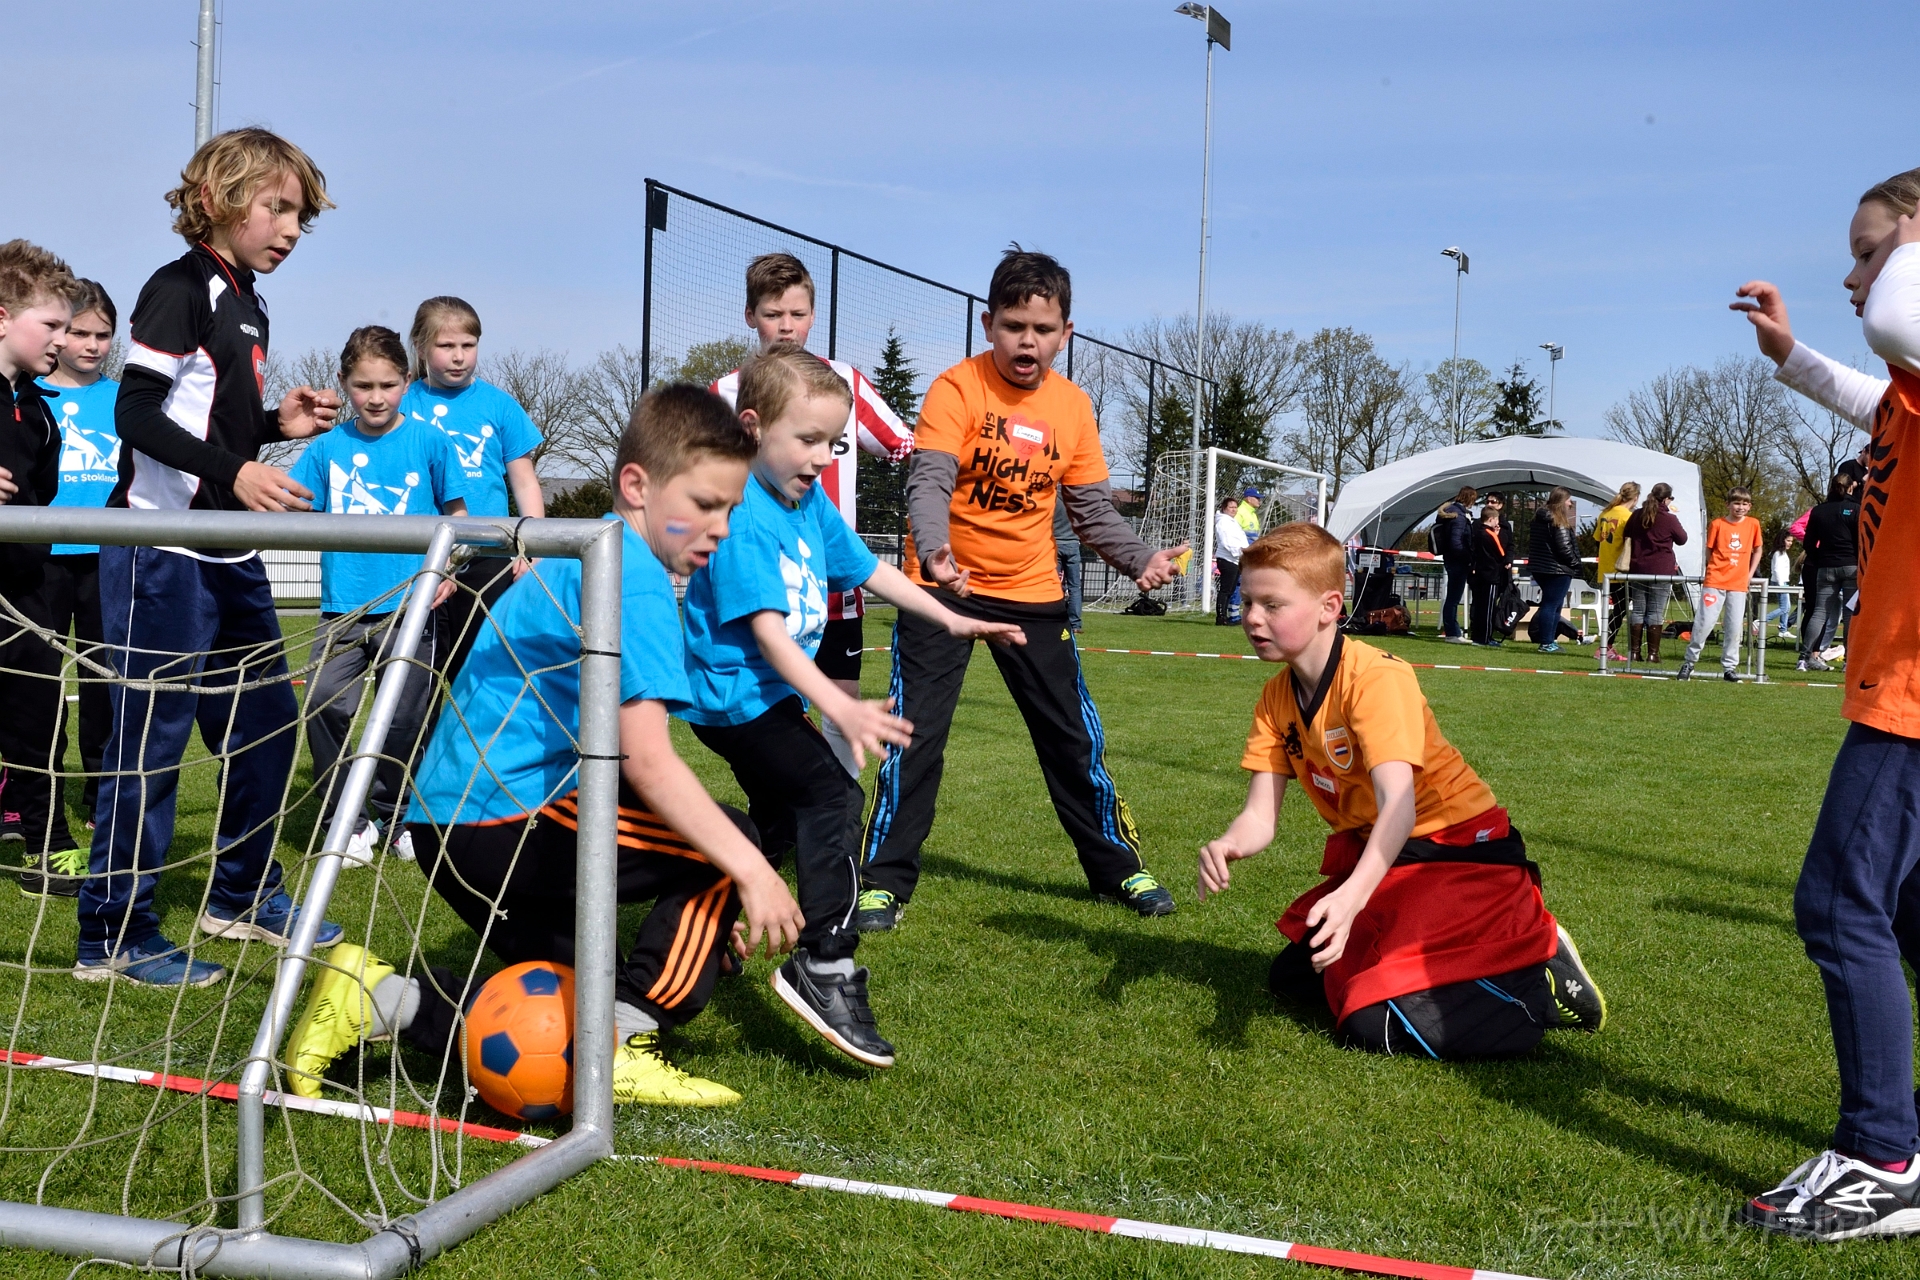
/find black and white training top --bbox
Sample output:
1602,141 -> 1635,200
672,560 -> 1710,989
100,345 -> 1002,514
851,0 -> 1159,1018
112,244 -> 283,559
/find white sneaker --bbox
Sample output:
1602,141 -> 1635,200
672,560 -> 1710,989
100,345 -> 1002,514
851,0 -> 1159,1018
340,823 -> 378,869
1442,635 -> 1472,645
392,829 -> 415,862
1821,644 -> 1847,664
1777,630 -> 1796,641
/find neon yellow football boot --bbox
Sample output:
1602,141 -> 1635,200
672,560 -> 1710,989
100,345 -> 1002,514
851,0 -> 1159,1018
285,944 -> 395,1099
612,1032 -> 740,1107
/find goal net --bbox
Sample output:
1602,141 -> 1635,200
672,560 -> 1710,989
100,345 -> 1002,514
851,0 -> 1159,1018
0,507 -> 623,1277
1088,448 -> 1329,614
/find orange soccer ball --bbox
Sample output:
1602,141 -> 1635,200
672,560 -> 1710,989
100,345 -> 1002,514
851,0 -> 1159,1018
464,961 -> 575,1121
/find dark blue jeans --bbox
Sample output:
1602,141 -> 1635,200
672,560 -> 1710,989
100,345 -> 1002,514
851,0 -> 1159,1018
1795,723 -> 1920,1163
81,547 -> 297,961
1528,574 -> 1572,644
1442,555 -> 1471,637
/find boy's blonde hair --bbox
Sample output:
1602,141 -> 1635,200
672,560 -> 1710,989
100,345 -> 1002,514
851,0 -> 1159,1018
408,296 -> 483,380
165,128 -> 333,245
735,342 -> 850,433
1240,522 -> 1345,597
1861,167 -> 1920,217
0,239 -> 81,316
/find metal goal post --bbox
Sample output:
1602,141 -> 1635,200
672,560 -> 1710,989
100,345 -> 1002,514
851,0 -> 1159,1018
1199,448 -> 1330,615
0,506 -> 623,1279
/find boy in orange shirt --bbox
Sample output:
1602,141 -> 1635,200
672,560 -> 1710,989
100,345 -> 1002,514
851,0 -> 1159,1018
1677,487 -> 1763,682
1197,523 -> 1605,1058
856,249 -> 1188,928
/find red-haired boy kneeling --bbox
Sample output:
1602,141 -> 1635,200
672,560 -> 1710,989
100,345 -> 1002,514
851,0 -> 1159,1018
1198,523 -> 1605,1058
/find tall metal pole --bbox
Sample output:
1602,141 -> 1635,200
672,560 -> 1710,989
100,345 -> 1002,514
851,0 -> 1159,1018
194,0 -> 216,149
1539,342 -> 1562,434
1187,33 -> 1216,573
1449,269 -> 1462,442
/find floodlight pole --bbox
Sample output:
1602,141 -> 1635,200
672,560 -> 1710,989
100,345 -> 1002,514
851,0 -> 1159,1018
1442,247 -> 1468,443
194,0 -> 216,149
1539,342 -> 1563,434
1177,5 -> 1229,574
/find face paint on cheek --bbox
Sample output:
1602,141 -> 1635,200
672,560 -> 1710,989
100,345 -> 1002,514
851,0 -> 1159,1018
664,519 -> 694,537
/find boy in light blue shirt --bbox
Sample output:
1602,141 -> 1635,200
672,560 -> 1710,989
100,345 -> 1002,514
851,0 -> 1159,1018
289,328 -> 470,865
681,345 -> 1023,1069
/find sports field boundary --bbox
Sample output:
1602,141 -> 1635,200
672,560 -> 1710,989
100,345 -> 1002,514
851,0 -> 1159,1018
0,1047 -> 1551,1280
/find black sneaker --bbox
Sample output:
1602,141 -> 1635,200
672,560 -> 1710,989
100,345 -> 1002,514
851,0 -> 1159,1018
1102,871 -> 1175,917
1676,662 -> 1695,681
771,950 -> 895,1068
20,846 -> 85,899
853,888 -> 901,933
1743,1149 -> 1920,1240
0,811 -> 22,843
1545,924 -> 1606,1031
1723,670 -> 1739,683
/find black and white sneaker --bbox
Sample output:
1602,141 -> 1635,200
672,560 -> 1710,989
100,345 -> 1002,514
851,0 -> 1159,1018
1743,1149 -> 1920,1240
1545,924 -> 1606,1031
772,950 -> 895,1068
1676,662 -> 1695,681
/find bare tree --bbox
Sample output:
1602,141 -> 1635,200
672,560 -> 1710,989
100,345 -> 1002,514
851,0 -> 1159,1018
1344,361 -> 1430,478
1424,356 -> 1497,444
485,349 -> 579,473
1284,327 -> 1398,494
1779,359 -> 1870,509
1113,314 -> 1303,482
1691,355 -> 1795,509
1603,368 -> 1701,457
563,345 -> 649,482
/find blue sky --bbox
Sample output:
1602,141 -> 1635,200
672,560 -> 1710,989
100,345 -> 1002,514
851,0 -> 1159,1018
7,1 -> 1911,445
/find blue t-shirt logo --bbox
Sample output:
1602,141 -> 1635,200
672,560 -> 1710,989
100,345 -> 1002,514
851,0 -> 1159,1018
329,452 -> 424,516
781,538 -> 828,649
55,399 -> 120,476
430,402 -> 493,475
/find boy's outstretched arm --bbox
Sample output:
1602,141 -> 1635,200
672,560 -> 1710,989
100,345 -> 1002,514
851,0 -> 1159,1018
860,562 -> 1026,647
1303,761 -> 1415,971
619,697 -> 805,957
1198,771 -> 1285,901
747,611 -> 914,771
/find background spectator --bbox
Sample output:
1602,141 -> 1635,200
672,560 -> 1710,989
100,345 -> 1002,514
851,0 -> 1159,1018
1622,481 -> 1688,665
1527,486 -> 1580,654
1434,485 -> 1477,644
1797,475 -> 1859,672
1213,494 -> 1249,626
1592,481 -> 1639,661
1470,498 -> 1514,646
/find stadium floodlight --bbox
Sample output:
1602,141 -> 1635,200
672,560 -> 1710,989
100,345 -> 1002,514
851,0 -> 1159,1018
1441,247 -> 1469,443
1539,341 -> 1565,434
1175,3 -> 1230,566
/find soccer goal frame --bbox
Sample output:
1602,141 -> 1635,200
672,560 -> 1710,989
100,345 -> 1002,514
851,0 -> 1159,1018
0,506 -> 625,1279
1198,449 -> 1329,615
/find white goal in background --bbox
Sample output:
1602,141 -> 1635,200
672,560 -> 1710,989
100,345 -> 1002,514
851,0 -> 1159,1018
1090,448 -> 1328,614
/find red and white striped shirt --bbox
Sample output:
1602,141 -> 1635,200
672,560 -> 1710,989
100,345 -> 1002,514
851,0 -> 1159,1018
712,357 -> 914,620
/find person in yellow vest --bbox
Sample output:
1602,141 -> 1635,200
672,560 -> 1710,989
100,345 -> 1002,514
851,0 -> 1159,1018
1592,481 -> 1640,662
1235,488 -> 1262,536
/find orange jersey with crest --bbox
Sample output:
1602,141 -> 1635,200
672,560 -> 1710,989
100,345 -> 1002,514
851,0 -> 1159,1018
1241,638 -> 1497,837
1702,515 -> 1762,591
1845,366 -> 1920,736
904,353 -> 1111,602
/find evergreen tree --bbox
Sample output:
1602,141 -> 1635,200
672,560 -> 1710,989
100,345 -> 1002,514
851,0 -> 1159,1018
857,328 -> 918,535
1205,369 -> 1267,458
1143,389 -> 1194,489
1487,361 -> 1545,437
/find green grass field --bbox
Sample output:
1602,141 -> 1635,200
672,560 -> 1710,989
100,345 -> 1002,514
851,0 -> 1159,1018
0,606 -> 1901,1278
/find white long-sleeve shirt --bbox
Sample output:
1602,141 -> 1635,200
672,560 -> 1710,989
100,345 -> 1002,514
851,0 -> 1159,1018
1214,511 -> 1250,564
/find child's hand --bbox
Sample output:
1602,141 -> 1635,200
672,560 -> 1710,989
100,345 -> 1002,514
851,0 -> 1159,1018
0,466 -> 15,504
430,576 -> 458,609
1731,281 -> 1795,365
509,556 -> 534,582
1136,543 -> 1191,590
233,461 -> 314,513
1197,837 -> 1251,900
926,544 -> 971,596
735,867 -> 805,959
947,616 -> 1027,647
828,697 -> 914,771
276,386 -> 342,439
1303,885 -> 1366,971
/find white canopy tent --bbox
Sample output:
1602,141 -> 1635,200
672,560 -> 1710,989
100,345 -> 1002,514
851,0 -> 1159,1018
1324,438 -> 1707,578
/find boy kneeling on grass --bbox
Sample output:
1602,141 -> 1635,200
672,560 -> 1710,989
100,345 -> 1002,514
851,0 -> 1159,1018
1197,523 -> 1606,1059
286,384 -> 806,1108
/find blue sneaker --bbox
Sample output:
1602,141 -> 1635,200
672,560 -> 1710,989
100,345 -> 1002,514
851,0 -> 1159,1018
73,935 -> 226,988
198,892 -> 344,949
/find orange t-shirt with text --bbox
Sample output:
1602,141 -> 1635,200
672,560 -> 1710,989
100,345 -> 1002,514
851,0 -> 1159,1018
1241,639 -> 1497,838
905,353 -> 1111,602
1702,515 -> 1762,591
1846,366 -> 1920,736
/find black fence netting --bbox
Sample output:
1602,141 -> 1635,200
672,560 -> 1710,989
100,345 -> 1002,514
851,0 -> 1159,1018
641,181 -> 1212,593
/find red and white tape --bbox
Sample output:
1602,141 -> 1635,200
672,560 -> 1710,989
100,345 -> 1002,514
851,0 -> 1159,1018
0,1048 -> 1550,1279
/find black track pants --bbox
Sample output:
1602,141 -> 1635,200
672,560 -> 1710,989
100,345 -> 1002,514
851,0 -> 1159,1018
1269,943 -> 1553,1059
0,570 -> 72,852
860,592 -> 1143,905
403,791 -> 750,1056
691,697 -> 862,962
